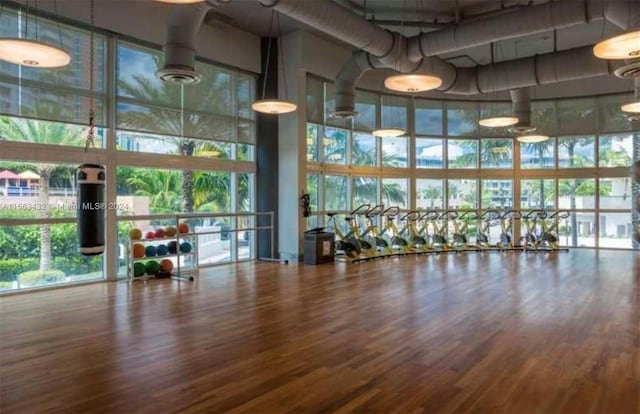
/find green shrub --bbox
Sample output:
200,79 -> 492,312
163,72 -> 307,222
18,270 -> 66,287
0,258 -> 39,282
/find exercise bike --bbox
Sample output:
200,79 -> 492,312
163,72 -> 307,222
402,210 -> 429,253
496,210 -> 521,251
346,204 -> 378,257
430,211 -> 452,251
538,210 -> 570,252
327,212 -> 360,259
476,209 -> 500,249
360,204 -> 393,256
382,207 -> 412,253
519,210 -> 544,251
451,211 -> 477,251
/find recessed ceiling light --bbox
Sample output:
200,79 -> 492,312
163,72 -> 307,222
0,38 -> 70,68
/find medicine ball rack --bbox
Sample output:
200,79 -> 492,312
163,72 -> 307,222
127,231 -> 198,283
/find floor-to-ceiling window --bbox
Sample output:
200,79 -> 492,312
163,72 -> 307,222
305,75 -> 638,250
0,7 -> 257,292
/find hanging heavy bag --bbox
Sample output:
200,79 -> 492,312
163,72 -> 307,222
77,164 -> 105,256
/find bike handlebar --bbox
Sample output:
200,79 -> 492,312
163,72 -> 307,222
382,206 -> 400,217
366,204 -> 385,217
551,210 -> 571,219
401,210 -> 421,221
350,204 -> 371,215
502,210 -> 522,219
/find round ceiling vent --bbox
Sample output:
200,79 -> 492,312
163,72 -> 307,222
331,110 -> 358,120
614,61 -> 640,79
156,67 -> 202,85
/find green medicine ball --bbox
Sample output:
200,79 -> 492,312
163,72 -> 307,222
145,260 -> 160,275
133,262 -> 146,277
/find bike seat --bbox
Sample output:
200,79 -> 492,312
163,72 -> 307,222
327,213 -> 337,218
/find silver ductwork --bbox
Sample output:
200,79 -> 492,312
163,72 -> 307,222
446,45 -> 614,95
257,0 -> 394,58
509,88 -> 535,134
407,0 -> 603,60
602,0 -> 640,30
157,4 -> 212,84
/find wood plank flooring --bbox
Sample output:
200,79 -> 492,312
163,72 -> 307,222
1,250 -> 639,413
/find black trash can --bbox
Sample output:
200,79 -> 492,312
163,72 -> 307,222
304,230 -> 335,265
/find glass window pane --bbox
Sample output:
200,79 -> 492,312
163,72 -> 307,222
117,167 -> 183,214
481,180 -> 513,209
0,116 -> 105,148
481,139 -> 513,169
354,90 -> 378,131
447,101 -> 478,136
116,131 -> 232,158
416,179 -> 444,209
381,178 -> 408,209
416,138 -> 444,168
415,99 -> 443,136
558,212 -> 596,247
558,136 -> 595,168
520,138 -> 555,169
381,95 -> 408,131
352,133 -> 377,166
557,97 -> 596,135
599,177 -> 632,210
559,178 -> 596,209
448,139 -> 478,169
306,124 -> 320,162
323,127 -> 348,165
306,76 -> 324,124
306,174 -> 319,212
599,212 -> 633,249
521,179 -> 556,210
0,222 -> 103,292
599,134 -> 634,167
324,175 -> 348,211
531,100 -> 557,137
237,144 -> 254,161
598,94 -> 634,133
237,173 -> 254,213
448,179 -> 477,209
382,136 -> 408,168
352,177 -> 378,206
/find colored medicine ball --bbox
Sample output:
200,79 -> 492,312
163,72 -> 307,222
132,243 -> 146,258
156,244 -> 168,256
178,222 -> 189,234
145,245 -> 157,257
165,226 -> 177,237
145,260 -> 160,275
129,228 -> 142,240
145,231 -> 156,240
167,241 -> 178,254
160,259 -> 174,273
155,228 -> 166,238
133,262 -> 146,277
179,242 -> 192,253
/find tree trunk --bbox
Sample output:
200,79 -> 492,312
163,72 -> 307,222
181,141 -> 195,213
39,169 -> 52,272
538,147 -> 545,209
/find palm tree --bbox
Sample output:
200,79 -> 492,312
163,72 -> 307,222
420,185 -> 442,208
0,115 -> 85,271
559,137 -> 591,245
117,53 -> 233,213
125,169 -> 182,213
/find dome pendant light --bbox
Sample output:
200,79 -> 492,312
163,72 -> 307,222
479,116 -> 520,128
154,0 -> 206,3
0,1 -> 71,68
517,134 -> 550,143
373,95 -> 406,137
384,74 -> 442,93
593,30 -> 640,60
252,11 -> 296,115
621,79 -> 640,114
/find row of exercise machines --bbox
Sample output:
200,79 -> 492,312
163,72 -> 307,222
322,205 -> 570,263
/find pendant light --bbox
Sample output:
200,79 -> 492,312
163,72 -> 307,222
621,79 -> 640,114
593,30 -> 640,60
479,43 -> 518,128
252,11 -> 296,115
0,1 -> 71,68
153,0 -> 205,3
516,134 -> 550,143
383,1 -> 442,93
373,94 -> 406,137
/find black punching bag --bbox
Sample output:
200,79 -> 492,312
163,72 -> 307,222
77,164 -> 105,256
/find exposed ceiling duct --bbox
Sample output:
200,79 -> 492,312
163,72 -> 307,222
157,3 -> 213,84
509,88 -> 534,134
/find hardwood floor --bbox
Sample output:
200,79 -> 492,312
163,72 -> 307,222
1,250 -> 639,413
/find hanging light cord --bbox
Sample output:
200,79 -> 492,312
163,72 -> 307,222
260,11 -> 275,101
85,0 -> 96,151
277,12 -> 290,102
54,0 -> 64,50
